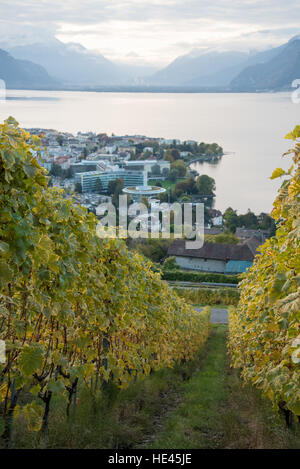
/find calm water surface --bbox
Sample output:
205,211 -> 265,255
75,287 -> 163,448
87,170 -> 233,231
1,90 -> 299,212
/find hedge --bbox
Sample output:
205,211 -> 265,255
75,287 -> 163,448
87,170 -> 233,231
162,269 -> 240,284
174,287 -> 240,306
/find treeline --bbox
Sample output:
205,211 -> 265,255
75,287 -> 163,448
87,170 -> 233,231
223,208 -> 276,234
163,270 -> 240,285
159,175 -> 216,211
133,141 -> 223,159
164,142 -> 223,158
175,287 -> 239,306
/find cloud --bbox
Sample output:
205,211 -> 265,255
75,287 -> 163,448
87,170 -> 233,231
0,1 -> 299,65
126,51 -> 140,58
1,1 -> 299,26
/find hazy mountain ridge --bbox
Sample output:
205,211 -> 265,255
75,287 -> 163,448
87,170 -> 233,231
7,38 -> 158,86
8,39 -> 119,86
1,35 -> 300,90
184,43 -> 289,87
230,38 -> 300,91
146,39 -> 296,89
148,50 -> 249,86
0,48 -> 57,88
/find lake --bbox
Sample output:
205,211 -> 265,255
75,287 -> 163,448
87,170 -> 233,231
0,90 -> 298,213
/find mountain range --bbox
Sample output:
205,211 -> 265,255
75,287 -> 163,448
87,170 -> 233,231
6,38 -> 157,87
8,39 -> 120,86
148,50 -> 249,87
231,37 -> 300,91
146,38 -> 293,89
0,48 -> 57,88
0,35 -> 300,91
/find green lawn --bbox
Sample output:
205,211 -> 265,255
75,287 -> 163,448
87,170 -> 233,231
148,178 -> 187,191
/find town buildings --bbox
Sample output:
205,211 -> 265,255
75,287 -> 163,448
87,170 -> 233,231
75,169 -> 147,193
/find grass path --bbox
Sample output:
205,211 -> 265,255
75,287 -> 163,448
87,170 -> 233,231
8,325 -> 299,448
141,325 -> 300,449
140,325 -> 228,449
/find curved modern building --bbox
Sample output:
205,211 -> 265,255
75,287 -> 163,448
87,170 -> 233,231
123,185 -> 166,201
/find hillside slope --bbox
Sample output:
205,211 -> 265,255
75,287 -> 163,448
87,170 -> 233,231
0,48 -> 57,88
9,39 -> 122,85
149,50 -> 248,86
231,38 -> 300,90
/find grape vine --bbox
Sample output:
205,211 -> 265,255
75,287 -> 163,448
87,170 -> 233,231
0,117 -> 210,436
228,126 -> 300,420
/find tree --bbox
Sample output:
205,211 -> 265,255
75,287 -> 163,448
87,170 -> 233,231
75,182 -> 82,193
205,233 -> 239,244
134,239 -> 172,263
196,175 -> 216,196
135,143 -> 145,155
151,164 -> 161,176
56,135 -> 64,146
164,148 -> 180,162
162,167 -> 169,178
108,178 -> 124,207
223,208 -> 239,233
168,168 -> 179,183
238,210 -> 258,229
143,149 -> 152,159
171,160 -> 187,177
175,178 -> 197,196
50,163 -> 63,177
107,178 -> 123,196
258,212 -> 276,235
163,256 -> 177,270
63,167 -> 73,179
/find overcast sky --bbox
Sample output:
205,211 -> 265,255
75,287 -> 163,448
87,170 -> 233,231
0,1 -> 300,66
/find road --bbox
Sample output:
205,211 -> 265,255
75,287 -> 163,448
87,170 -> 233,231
195,307 -> 228,324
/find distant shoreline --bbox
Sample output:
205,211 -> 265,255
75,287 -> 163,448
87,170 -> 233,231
4,86 -> 290,94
